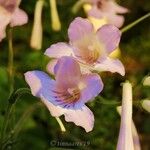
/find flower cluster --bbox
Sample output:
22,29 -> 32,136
83,0 -> 128,28
0,0 -> 28,41
25,17 -> 125,132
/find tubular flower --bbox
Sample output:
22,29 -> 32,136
45,17 -> 125,76
86,0 -> 128,28
50,0 -> 61,31
117,82 -> 134,150
30,0 -> 44,50
0,0 -> 28,41
117,106 -> 141,150
25,56 -> 103,132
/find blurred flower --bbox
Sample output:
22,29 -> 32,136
25,56 -> 103,132
86,0 -> 128,28
50,0 -> 61,31
143,76 -> 150,86
30,0 -> 44,50
117,106 -> 141,150
117,82 -> 134,150
141,99 -> 150,113
0,0 -> 28,41
83,4 -> 122,59
45,17 -> 125,76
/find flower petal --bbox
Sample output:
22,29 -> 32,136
24,71 -> 55,97
0,0 -> 17,13
96,24 -> 121,54
10,8 -> 28,27
78,74 -> 103,103
68,17 -> 94,43
46,59 -> 58,75
0,8 -> 11,41
112,2 -> 129,14
41,95 -> 65,117
44,42 -> 73,58
38,96 -> 94,132
94,57 -> 125,76
64,105 -> 94,132
54,56 -> 81,90
107,14 -> 125,28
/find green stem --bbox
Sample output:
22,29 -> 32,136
121,12 -> 150,33
8,28 -> 14,95
55,117 -> 66,132
72,0 -> 86,14
13,102 -> 41,138
0,88 -> 31,148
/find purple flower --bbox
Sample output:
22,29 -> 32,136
45,17 -> 125,76
25,56 -> 103,132
87,0 -> 128,28
0,0 -> 28,41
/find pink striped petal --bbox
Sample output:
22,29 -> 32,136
96,24 -> 121,54
10,8 -> 28,27
45,42 -> 73,58
54,56 -> 81,90
94,57 -> 125,76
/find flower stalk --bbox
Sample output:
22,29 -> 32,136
55,117 -> 66,132
121,12 -> 150,33
8,28 -> 14,95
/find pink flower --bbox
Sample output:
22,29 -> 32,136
117,82 -> 134,150
87,0 -> 128,28
45,17 -> 125,76
25,56 -> 103,132
0,0 -> 28,41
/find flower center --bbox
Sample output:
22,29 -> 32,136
53,87 -> 80,105
85,45 -> 100,64
97,0 -> 102,9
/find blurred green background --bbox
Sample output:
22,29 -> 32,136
0,0 -> 150,149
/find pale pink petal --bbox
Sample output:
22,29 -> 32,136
96,24 -> 121,54
39,96 -> 94,132
117,106 -> 141,150
45,42 -> 73,58
64,105 -> 94,132
0,0 -> 17,13
78,73 -> 103,103
41,95 -> 65,117
10,8 -> 28,27
88,5 -> 103,18
55,56 -> 81,90
112,1 -> 129,14
46,59 -> 58,75
68,17 -> 94,42
132,121 -> 141,150
107,15 -> 125,28
94,57 -> 125,76
0,9 -> 11,41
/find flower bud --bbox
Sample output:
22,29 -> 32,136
30,0 -> 44,50
50,0 -> 61,31
141,99 -> 150,113
143,76 -> 150,86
